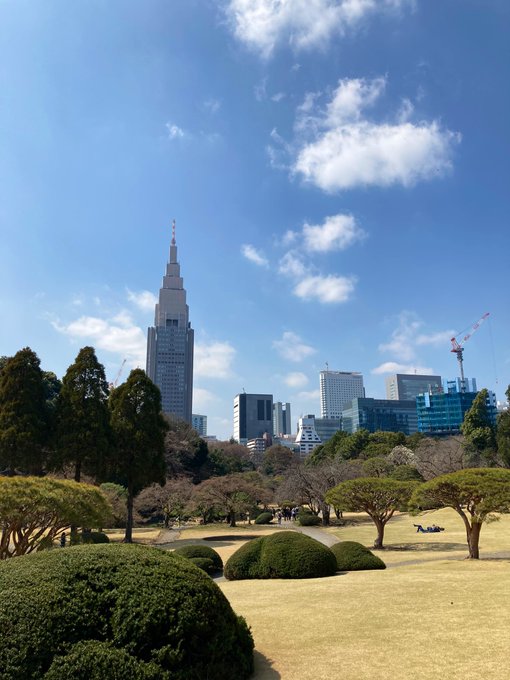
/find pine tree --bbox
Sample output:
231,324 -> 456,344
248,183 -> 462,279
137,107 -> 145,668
497,385 -> 510,467
54,347 -> 110,482
0,347 -> 48,474
461,388 -> 497,460
109,369 -> 168,542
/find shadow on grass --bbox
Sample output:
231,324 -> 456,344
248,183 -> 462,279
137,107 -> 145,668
387,542 -> 466,552
253,650 -> 281,679
204,535 -> 261,542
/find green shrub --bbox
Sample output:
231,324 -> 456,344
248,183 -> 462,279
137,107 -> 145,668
80,531 -> 110,544
173,544 -> 223,570
297,512 -> 321,526
44,641 -> 161,680
254,512 -> 273,525
188,557 -> 215,574
331,541 -> 386,571
224,531 -> 337,580
0,544 -> 253,680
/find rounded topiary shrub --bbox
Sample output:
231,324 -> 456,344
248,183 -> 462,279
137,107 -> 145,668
44,641 -> 161,680
297,512 -> 321,526
224,531 -> 337,580
173,544 -> 223,571
331,541 -> 386,571
80,531 -> 110,544
188,557 -> 215,574
0,544 -> 253,680
254,512 -> 273,525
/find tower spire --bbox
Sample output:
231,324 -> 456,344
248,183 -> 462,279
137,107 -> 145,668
171,218 -> 176,245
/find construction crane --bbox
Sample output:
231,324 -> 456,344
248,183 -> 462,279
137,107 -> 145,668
450,313 -> 490,391
110,359 -> 127,390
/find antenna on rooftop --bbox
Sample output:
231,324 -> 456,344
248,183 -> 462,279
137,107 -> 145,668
171,218 -> 176,245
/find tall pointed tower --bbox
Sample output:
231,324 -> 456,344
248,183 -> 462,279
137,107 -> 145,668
146,220 -> 194,422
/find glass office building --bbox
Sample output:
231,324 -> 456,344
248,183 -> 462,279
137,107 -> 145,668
342,398 -> 418,435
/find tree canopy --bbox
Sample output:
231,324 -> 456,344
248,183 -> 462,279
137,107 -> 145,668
109,369 -> 168,542
410,468 -> 510,558
0,476 -> 112,559
54,346 -> 111,482
461,388 -> 497,463
0,348 -> 49,475
326,477 -> 417,548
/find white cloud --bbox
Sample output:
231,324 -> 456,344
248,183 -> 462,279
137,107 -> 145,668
416,330 -> 456,346
293,77 -> 460,192
278,251 -> 307,278
297,388 -> 321,400
204,98 -> 221,114
378,311 -> 422,362
294,274 -> 356,303
194,341 -> 236,379
284,371 -> 309,388
127,289 -> 157,312
52,314 -> 146,367
193,387 -> 218,411
225,0 -> 412,58
273,331 -> 316,362
254,77 -> 267,101
302,213 -> 365,252
371,362 -> 434,375
166,122 -> 185,139
241,244 -> 269,267
271,92 -> 286,102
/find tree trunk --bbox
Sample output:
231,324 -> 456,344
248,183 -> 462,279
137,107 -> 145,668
321,505 -> 330,526
372,517 -> 385,549
229,511 -> 236,528
467,521 -> 481,559
74,459 -> 81,483
124,488 -> 134,543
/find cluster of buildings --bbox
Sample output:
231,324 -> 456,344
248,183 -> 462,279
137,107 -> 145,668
145,224 -> 499,460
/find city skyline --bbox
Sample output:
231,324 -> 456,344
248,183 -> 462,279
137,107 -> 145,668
0,2 -> 508,440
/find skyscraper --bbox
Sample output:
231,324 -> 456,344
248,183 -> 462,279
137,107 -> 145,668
385,373 -> 442,401
320,370 -> 364,419
273,402 -> 292,436
233,393 -> 273,444
146,221 -> 194,422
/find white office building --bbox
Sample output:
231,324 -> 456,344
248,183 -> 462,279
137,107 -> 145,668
320,370 -> 364,419
295,416 -> 322,458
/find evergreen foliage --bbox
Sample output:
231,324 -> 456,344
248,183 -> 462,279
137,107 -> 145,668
173,544 -> 223,570
461,388 -> 497,461
297,511 -> 321,526
0,544 -> 254,680
54,347 -> 110,482
187,557 -> 215,574
410,468 -> 510,558
0,476 -> 112,559
331,541 -> 386,571
254,511 -> 273,524
109,370 -> 168,542
0,347 -> 49,474
224,531 -> 337,580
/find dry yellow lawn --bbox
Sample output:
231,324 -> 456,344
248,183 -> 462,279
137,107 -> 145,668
104,527 -> 162,543
185,510 -> 510,680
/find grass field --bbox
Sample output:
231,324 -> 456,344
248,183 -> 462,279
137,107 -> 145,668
167,510 -> 510,680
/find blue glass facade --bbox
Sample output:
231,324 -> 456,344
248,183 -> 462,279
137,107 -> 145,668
416,390 -> 497,435
341,398 -> 417,435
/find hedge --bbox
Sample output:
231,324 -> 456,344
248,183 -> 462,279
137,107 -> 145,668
224,531 -> 337,580
331,541 -> 386,571
172,544 -> 223,571
254,512 -> 273,525
80,531 -> 110,544
188,557 -> 215,574
0,544 -> 253,680
297,513 -> 321,526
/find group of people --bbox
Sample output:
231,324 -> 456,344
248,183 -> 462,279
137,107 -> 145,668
272,506 -> 300,525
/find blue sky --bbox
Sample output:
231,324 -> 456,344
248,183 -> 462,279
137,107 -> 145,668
1,0 -> 508,439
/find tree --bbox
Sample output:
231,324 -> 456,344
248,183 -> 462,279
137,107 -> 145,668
135,477 -> 194,526
0,347 -> 49,475
496,389 -> 510,467
361,456 -> 395,478
326,478 -> 417,549
194,474 -> 268,527
410,468 -> 510,559
207,440 -> 254,476
54,347 -> 110,482
461,388 -> 497,463
414,435 -> 474,480
164,416 -> 210,481
109,369 -> 168,542
0,476 -> 112,559
260,445 -> 297,476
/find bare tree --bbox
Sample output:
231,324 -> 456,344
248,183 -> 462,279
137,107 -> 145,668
414,436 -> 478,480
136,477 -> 194,526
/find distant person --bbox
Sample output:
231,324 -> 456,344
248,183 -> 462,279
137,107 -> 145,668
277,511 -> 282,526
60,532 -> 66,548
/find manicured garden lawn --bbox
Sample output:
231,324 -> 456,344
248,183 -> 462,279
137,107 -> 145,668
194,510 -> 510,679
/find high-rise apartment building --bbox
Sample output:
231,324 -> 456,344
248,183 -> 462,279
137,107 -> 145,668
233,393 -> 273,444
273,402 -> 292,436
146,221 -> 194,422
320,370 -> 364,418
385,374 -> 442,401
191,414 -> 207,437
